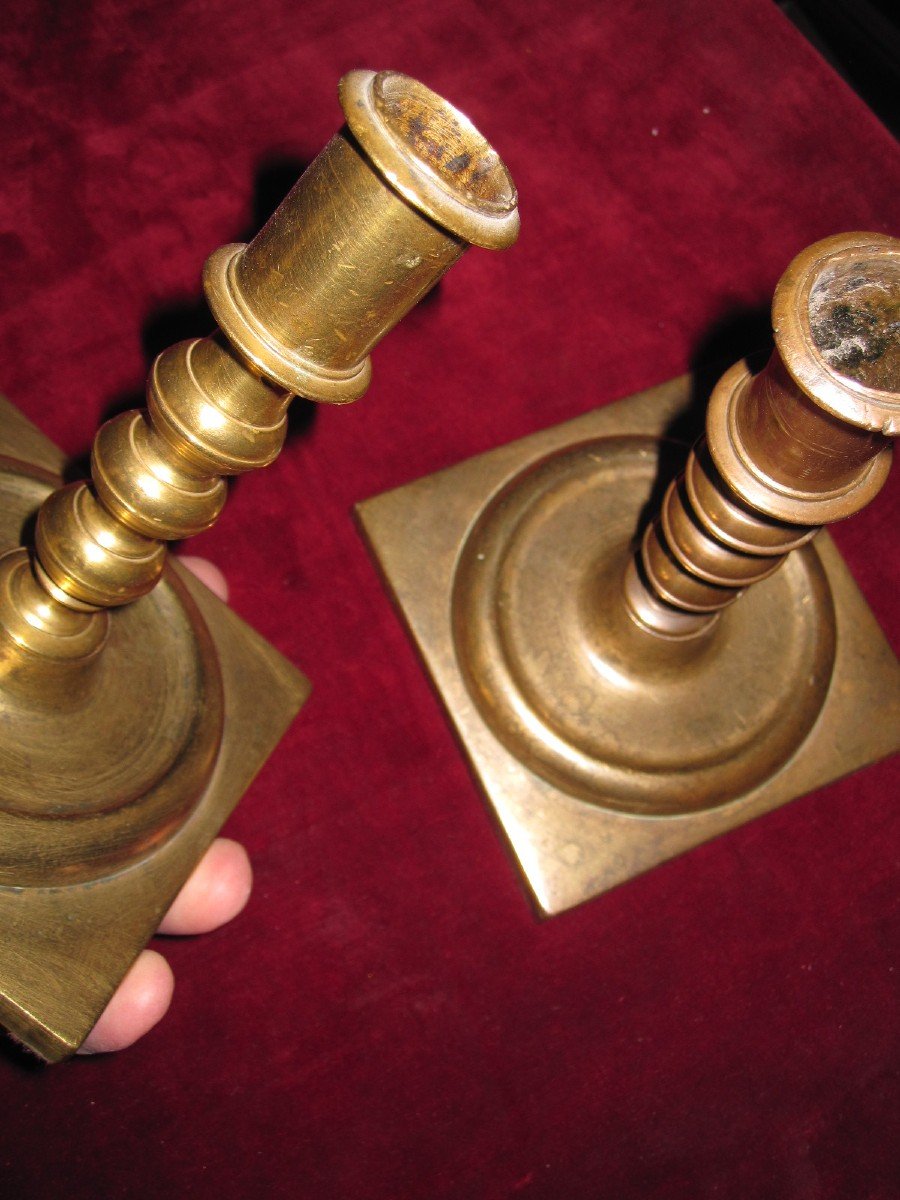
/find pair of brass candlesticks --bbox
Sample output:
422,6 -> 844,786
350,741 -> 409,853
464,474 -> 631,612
2,68 -> 897,1060
0,70 -> 519,1060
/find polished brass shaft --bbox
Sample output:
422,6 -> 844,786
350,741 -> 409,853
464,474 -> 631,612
2,70 -> 518,650
626,233 -> 899,638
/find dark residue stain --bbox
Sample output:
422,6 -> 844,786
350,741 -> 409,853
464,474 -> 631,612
809,264 -> 900,389
445,152 -> 472,174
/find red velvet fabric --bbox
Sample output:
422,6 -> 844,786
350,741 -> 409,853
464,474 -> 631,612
1,2 -> 898,1196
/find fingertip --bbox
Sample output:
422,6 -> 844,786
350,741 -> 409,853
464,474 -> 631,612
158,838 -> 253,936
78,950 -> 174,1055
177,555 -> 229,603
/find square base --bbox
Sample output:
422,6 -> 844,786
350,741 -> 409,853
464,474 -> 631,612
0,397 -> 309,1059
357,375 -> 900,915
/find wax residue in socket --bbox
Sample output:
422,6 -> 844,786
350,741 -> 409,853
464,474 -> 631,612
808,260 -> 900,392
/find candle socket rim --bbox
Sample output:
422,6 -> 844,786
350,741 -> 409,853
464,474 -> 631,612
340,69 -> 520,251
773,232 -> 900,434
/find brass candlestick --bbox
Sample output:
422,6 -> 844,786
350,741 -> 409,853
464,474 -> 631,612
359,233 -> 899,914
0,70 -> 518,1059
627,233 -> 895,638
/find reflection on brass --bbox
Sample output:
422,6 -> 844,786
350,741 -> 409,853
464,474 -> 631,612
0,71 -> 518,1058
359,234 -> 899,914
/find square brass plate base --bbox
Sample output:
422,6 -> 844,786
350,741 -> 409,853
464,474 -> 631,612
0,397 -> 309,1059
357,376 -> 900,915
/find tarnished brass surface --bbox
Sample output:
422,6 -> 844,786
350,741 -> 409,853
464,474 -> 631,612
451,436 -> 835,816
631,234 -> 897,636
359,234 -> 898,912
359,371 -> 899,914
0,71 -> 518,1055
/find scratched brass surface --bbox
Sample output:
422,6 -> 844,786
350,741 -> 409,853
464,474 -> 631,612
358,375 -> 900,914
25,70 -> 518,622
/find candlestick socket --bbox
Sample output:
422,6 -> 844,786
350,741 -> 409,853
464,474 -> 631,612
205,70 -> 519,404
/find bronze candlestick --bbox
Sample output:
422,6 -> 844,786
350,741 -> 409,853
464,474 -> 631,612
359,233 -> 899,914
0,70 -> 518,1059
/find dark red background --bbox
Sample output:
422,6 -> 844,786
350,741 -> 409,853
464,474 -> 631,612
1,2 -> 898,1196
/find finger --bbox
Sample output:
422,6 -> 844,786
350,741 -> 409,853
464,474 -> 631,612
77,560 -> 237,1056
157,837 -> 253,936
77,840 -> 251,1054
177,555 -> 229,603
78,950 -> 174,1055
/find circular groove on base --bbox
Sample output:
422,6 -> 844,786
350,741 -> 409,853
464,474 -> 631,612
451,436 -> 836,816
0,459 -> 224,886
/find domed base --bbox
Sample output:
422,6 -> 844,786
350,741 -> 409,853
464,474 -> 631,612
358,372 -> 900,914
451,435 -> 836,817
0,397 -> 309,1059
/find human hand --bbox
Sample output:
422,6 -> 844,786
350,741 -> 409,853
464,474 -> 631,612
79,557 -> 253,1054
